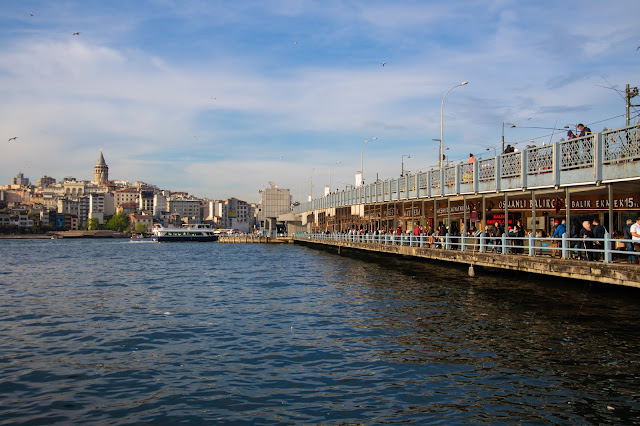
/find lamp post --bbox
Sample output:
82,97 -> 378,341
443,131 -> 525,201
432,138 -> 442,168
401,154 -> 411,176
329,161 -> 341,194
502,122 -> 516,153
440,81 -> 468,169
360,137 -> 378,186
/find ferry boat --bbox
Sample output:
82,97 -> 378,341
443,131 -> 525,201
151,224 -> 219,242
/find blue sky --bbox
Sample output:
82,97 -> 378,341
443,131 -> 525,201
2,0 -> 638,203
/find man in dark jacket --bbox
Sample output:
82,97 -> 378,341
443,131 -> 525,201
577,123 -> 592,137
623,219 -> 634,262
579,220 -> 594,261
592,218 -> 606,261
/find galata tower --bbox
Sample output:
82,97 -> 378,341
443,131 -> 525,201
94,150 -> 109,185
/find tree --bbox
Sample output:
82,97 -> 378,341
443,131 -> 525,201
87,217 -> 100,230
105,212 -> 129,232
134,222 -> 148,234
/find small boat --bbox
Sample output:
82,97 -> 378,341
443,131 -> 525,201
151,224 -> 218,242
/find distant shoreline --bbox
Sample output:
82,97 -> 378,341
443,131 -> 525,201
0,231 -> 128,239
0,234 -> 50,239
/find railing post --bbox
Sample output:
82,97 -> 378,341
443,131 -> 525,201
528,233 -> 535,257
461,234 -> 466,252
604,232 -> 612,263
562,232 -> 568,259
445,233 -> 450,250
502,233 -> 507,254
480,233 -> 486,253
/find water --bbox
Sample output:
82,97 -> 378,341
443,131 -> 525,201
1,239 -> 640,424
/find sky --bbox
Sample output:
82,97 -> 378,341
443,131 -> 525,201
1,0 -> 639,203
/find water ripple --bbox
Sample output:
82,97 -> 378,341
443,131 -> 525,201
1,239 -> 640,424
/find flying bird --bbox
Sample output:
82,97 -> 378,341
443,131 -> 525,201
30,11 -> 34,16
293,41 -> 297,45
8,137 -> 18,142
381,61 -> 386,67
73,32 -> 80,35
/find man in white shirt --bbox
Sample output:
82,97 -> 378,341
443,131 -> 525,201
631,217 -> 640,264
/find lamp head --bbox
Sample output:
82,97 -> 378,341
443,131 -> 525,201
461,81 -> 469,85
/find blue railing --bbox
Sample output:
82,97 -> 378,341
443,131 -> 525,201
295,123 -> 640,214
296,232 -> 639,264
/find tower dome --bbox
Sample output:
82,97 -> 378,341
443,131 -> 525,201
94,150 -> 109,185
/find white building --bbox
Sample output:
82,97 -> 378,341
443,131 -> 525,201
153,191 -> 169,219
88,192 -> 115,224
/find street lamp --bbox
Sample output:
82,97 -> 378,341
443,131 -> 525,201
329,161 -> 341,194
401,154 -> 411,176
440,81 -> 468,169
360,137 -> 378,186
502,122 -> 516,153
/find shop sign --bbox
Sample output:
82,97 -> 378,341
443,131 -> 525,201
486,213 -> 515,226
497,194 -> 639,211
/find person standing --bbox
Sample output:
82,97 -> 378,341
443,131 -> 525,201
623,219 -> 634,263
579,220 -> 594,261
631,217 -> 640,264
552,219 -> 567,257
513,219 -> 525,254
592,218 -> 606,261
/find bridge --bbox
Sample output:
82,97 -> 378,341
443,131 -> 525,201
292,233 -> 640,288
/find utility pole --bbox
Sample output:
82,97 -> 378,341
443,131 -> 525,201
626,84 -> 639,126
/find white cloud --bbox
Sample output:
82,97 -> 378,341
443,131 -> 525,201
1,0 -> 637,202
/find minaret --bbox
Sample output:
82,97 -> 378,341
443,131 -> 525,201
94,150 -> 109,185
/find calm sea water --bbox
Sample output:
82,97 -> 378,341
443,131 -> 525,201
1,238 -> 640,424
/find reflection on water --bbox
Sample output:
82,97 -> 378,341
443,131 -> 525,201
1,239 -> 639,424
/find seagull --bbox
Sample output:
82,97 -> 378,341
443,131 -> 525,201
293,41 -> 297,45
8,137 -> 18,142
381,61 -> 386,67
30,11 -> 34,16
73,32 -> 80,35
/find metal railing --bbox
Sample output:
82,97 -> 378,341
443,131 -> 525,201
296,232 -> 640,264
294,123 -> 640,214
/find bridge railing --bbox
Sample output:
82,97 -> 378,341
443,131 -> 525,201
294,123 -> 640,214
295,232 -> 639,264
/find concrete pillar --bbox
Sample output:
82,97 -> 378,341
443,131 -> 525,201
608,184 -> 613,233
565,187 -> 571,238
531,190 -> 536,233
482,194 -> 486,232
504,192 -> 509,231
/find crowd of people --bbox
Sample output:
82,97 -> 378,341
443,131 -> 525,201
327,215 -> 640,263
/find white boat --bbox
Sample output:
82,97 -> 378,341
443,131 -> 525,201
151,224 -> 219,242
